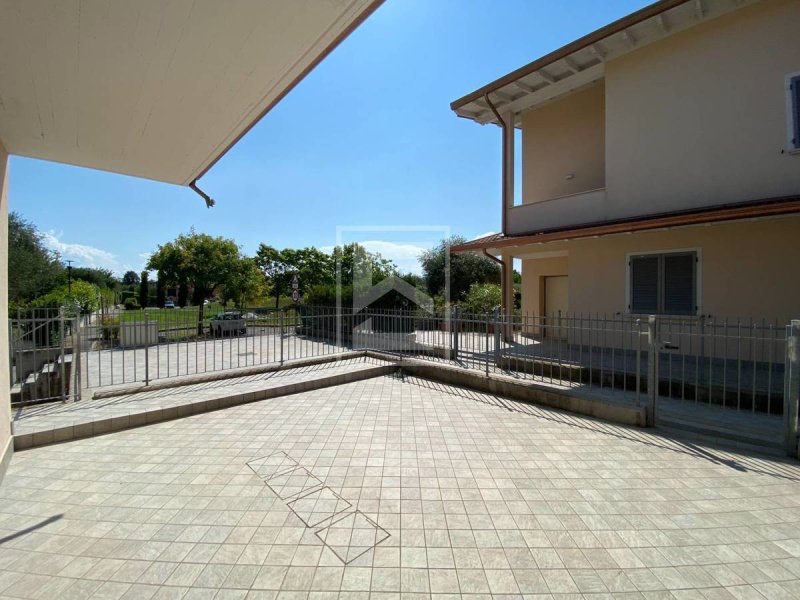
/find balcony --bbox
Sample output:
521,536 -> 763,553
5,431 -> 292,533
507,187 -> 606,235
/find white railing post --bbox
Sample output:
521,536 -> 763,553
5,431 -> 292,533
646,315 -> 659,427
784,320 -> 800,456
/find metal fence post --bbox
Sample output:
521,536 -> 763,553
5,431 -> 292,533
73,312 -> 81,402
646,315 -> 659,427
493,308 -> 501,367
451,306 -> 459,362
280,310 -> 285,365
144,332 -> 150,386
485,312 -> 490,376
784,320 -> 800,456
59,307 -> 67,403
635,318 -> 642,408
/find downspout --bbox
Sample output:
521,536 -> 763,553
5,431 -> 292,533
189,180 -> 216,208
482,248 -> 507,314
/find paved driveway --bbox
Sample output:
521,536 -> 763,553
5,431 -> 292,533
1,375 -> 799,598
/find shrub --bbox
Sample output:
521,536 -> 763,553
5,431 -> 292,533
100,316 -> 120,341
124,297 -> 141,311
461,283 -> 501,316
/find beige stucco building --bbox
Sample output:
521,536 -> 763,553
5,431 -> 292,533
451,0 -> 800,326
0,0 -> 381,482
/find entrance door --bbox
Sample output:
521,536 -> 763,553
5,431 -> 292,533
544,276 -> 568,338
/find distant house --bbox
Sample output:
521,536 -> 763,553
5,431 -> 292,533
450,0 -> 800,324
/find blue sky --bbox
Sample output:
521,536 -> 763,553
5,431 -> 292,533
9,0 -> 648,275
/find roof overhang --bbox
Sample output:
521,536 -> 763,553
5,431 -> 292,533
0,0 -> 381,185
451,197 -> 800,254
450,0 -> 757,127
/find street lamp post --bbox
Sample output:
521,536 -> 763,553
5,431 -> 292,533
66,260 -> 74,294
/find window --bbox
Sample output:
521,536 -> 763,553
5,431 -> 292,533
629,251 -> 697,315
789,73 -> 800,152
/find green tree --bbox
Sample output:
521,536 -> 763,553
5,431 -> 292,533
139,271 -> 149,308
122,270 -> 140,286
155,272 -> 166,308
221,258 -> 264,308
255,245 -> 335,307
420,236 -> 500,302
148,232 -> 244,334
254,245 -> 292,308
333,243 -> 397,288
68,267 -> 117,290
7,212 -> 63,308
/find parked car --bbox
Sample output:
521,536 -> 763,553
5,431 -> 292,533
209,312 -> 246,336
164,300 -> 175,309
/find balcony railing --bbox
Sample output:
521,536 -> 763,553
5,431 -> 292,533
507,187 -> 606,235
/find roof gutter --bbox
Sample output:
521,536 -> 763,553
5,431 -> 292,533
451,196 -> 800,253
450,0 -> 688,111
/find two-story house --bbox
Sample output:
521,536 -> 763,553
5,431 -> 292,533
451,0 -> 800,325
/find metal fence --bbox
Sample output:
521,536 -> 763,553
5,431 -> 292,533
9,307 -> 81,405
8,303 -> 800,452
78,305 -> 346,388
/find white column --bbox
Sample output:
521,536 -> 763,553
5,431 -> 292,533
0,141 -> 12,479
501,111 -> 515,233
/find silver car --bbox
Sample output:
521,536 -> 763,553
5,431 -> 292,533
209,312 -> 246,336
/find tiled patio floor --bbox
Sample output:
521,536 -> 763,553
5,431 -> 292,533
2,375 -> 800,599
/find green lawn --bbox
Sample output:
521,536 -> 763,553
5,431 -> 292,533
114,303 -> 301,334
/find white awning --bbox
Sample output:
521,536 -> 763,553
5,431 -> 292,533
0,0 -> 381,185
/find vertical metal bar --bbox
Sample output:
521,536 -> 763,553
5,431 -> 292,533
280,310 -> 285,365
647,315 -> 658,427
768,321 -> 775,414
783,321 -> 799,456
737,318 -> 742,411
485,312 -> 490,376
144,336 -> 150,386
694,318 -> 700,404
722,318 -> 728,408
493,308 -> 501,370
588,314 -> 593,389
600,314 -> 606,389
752,320 -> 757,412
59,308 -> 66,403
635,319 -> 642,407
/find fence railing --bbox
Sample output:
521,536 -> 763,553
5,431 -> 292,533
9,304 -> 800,452
9,307 -> 80,405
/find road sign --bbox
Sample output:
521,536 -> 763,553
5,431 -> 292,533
291,274 -> 299,289
291,289 -> 300,303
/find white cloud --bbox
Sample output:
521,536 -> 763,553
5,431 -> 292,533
471,231 -> 497,240
40,230 -> 132,274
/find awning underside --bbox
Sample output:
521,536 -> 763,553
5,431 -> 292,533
0,0 -> 379,185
